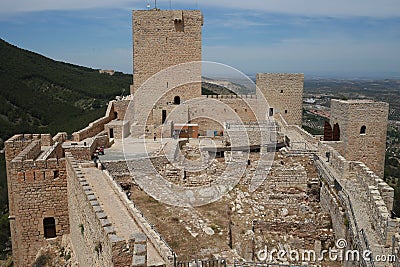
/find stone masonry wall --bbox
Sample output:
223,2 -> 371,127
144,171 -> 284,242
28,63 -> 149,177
72,101 -> 116,142
330,99 -> 389,178
256,73 -> 304,126
64,134 -> 109,161
153,95 -> 259,137
113,99 -> 130,120
8,155 -> 69,266
132,10 -> 203,94
4,134 -> 70,266
319,183 -> 347,240
66,154 -> 135,266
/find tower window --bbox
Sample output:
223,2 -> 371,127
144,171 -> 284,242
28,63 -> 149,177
43,217 -> 56,238
280,90 -> 283,93
360,125 -> 366,135
174,96 -> 181,105
162,110 -> 167,124
174,19 -> 184,32
285,110 -> 288,114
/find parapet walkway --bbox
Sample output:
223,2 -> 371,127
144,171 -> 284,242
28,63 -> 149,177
82,167 -> 165,266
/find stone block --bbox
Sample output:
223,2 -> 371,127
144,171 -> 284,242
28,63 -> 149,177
132,232 -> 147,245
134,244 -> 146,255
132,255 -> 146,267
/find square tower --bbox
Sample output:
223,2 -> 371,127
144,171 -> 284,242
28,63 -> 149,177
256,73 -> 304,126
330,99 -> 389,178
5,134 -> 69,266
130,10 -> 203,136
132,9 -> 203,94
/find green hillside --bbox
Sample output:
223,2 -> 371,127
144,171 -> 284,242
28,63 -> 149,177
0,38 -> 132,148
0,38 -> 132,262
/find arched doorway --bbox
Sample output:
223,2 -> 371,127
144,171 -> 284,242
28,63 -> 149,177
324,121 -> 333,141
333,123 -> 340,141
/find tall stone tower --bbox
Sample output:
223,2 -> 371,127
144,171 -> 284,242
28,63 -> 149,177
256,73 -> 304,126
130,9 -> 203,136
330,99 -> 389,178
131,9 -> 203,94
5,134 -> 69,266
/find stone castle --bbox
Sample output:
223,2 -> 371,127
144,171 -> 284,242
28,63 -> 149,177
5,8 -> 400,267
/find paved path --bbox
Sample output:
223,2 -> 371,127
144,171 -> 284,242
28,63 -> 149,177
100,138 -> 161,161
83,168 -> 165,266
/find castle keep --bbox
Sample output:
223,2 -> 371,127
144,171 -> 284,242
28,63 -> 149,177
329,99 -> 389,178
5,8 -> 400,267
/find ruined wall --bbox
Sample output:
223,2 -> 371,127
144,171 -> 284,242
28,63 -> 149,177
319,183 -> 347,240
132,10 -> 203,94
113,99 -> 130,120
64,134 -> 109,161
330,99 -> 389,178
66,154 -> 136,266
72,101 -> 116,142
315,138 -> 398,247
256,73 -> 304,126
5,136 -> 69,266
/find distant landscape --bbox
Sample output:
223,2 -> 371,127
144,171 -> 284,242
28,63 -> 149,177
0,39 -> 400,262
0,38 -> 133,149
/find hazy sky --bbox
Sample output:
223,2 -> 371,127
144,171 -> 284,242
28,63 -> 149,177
1,0 -> 400,78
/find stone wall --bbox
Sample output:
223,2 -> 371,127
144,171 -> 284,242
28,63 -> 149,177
102,169 -> 175,265
64,134 -> 109,161
132,10 -> 203,94
349,162 -> 394,211
264,160 -> 309,189
130,10 -> 203,136
315,140 -> 399,248
288,125 -> 319,147
319,183 -> 347,240
225,121 -> 277,147
4,134 -> 71,266
330,99 -> 389,178
317,141 -> 354,181
105,121 -> 130,140
72,101 -> 116,141
7,150 -> 69,266
113,99 -> 130,120
66,154 -> 137,267
256,73 -> 304,126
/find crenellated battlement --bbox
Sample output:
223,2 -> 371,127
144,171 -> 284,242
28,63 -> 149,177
66,153 -> 150,266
